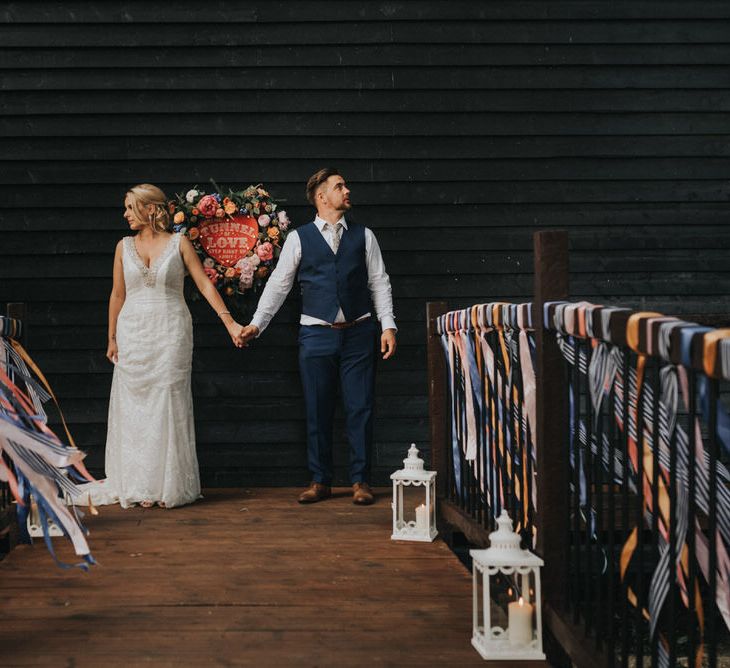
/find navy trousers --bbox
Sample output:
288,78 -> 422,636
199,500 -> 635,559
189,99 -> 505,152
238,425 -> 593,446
298,318 -> 377,485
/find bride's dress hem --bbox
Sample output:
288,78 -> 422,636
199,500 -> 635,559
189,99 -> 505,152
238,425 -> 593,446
71,479 -> 202,510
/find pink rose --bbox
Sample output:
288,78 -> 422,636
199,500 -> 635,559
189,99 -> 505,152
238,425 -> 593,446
235,258 -> 255,276
204,266 -> 219,284
256,242 -> 274,261
198,195 -> 218,218
277,211 -> 290,231
257,214 -> 271,228
236,258 -> 253,290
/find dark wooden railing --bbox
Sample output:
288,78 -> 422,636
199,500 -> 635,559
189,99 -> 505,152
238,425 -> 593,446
548,305 -> 730,668
427,231 -> 730,667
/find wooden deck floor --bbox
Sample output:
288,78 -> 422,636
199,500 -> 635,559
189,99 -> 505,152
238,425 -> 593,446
0,488 -> 496,667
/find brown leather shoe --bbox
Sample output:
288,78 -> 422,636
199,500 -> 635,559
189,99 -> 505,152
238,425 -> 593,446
352,482 -> 375,505
298,482 -> 332,504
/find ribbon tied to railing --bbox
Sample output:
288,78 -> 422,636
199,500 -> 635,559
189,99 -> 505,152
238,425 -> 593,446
547,301 -> 730,668
438,303 -> 537,538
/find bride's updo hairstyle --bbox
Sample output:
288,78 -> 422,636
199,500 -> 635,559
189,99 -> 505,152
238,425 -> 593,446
127,183 -> 170,233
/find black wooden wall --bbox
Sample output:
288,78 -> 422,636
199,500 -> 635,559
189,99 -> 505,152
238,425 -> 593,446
1,2 -> 729,486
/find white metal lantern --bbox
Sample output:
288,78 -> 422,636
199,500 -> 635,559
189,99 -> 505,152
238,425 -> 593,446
470,510 -> 545,661
390,443 -> 437,542
27,496 -> 63,538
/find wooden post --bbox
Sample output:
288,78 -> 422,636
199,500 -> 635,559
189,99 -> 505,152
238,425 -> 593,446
533,231 -> 569,611
426,301 -> 448,497
6,303 -> 27,343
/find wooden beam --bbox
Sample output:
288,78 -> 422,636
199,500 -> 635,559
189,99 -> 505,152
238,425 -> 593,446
532,231 -> 569,611
439,499 -> 490,548
426,301 -> 448,497
544,604 -> 609,668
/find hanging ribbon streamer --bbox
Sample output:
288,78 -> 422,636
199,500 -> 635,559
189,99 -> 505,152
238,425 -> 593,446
439,303 -> 537,538
0,314 -> 96,570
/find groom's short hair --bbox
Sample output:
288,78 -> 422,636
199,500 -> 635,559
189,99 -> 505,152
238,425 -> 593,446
306,168 -> 340,206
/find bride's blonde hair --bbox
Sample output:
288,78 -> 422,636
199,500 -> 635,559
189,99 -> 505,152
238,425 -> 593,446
126,183 -> 170,233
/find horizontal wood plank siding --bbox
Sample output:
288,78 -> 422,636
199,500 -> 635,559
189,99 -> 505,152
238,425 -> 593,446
1,1 -> 728,485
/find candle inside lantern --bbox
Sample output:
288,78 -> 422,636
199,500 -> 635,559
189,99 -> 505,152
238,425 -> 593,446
507,596 -> 533,647
415,503 -> 428,532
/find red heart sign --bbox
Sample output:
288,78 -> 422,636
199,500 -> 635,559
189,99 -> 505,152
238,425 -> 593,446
197,215 -> 259,267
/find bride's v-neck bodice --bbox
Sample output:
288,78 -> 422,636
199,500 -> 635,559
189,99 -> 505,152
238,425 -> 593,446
122,233 -> 185,301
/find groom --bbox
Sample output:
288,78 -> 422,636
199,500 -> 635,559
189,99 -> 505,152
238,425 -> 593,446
239,168 -> 397,505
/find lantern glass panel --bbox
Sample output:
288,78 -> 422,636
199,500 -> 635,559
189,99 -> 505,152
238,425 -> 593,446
396,481 -> 430,533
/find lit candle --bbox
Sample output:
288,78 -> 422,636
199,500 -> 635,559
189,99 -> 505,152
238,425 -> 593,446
508,596 -> 533,647
415,503 -> 428,532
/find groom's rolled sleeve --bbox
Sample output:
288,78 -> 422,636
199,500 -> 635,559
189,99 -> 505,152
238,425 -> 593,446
250,231 -> 301,335
365,229 -> 397,332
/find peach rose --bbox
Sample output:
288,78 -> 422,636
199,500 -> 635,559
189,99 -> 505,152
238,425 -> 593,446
216,207 -> 224,218
267,227 -> 280,240
224,201 -> 237,215
173,211 -> 185,224
224,267 -> 236,278
189,227 -> 200,240
256,242 -> 274,261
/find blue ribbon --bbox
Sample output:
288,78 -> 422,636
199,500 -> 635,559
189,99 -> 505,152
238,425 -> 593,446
440,326 -> 462,495
678,325 -> 730,456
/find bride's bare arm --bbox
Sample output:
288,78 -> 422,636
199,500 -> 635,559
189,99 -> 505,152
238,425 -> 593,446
107,240 -> 126,364
180,235 -> 244,347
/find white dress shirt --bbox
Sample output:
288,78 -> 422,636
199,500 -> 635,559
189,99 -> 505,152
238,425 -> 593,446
250,215 -> 397,334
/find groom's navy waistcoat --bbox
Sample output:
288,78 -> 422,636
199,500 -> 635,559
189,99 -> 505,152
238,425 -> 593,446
297,221 -> 370,323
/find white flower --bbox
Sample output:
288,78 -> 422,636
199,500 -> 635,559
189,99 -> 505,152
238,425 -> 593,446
250,254 -> 261,267
257,214 -> 271,228
277,210 -> 288,223
185,189 -> 199,203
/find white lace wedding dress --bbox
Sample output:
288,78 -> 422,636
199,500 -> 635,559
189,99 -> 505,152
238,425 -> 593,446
77,233 -> 201,508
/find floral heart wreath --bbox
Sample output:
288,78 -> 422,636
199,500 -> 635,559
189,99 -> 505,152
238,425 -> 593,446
169,182 -> 290,314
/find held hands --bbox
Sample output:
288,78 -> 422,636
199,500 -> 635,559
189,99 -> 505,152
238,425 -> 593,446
381,328 -> 397,360
106,340 -> 119,364
226,321 -> 246,348
237,324 -> 259,348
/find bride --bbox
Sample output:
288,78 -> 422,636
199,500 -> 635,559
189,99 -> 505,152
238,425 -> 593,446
80,183 -> 244,509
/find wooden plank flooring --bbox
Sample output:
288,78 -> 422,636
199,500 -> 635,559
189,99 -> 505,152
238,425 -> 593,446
0,488 -> 504,667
